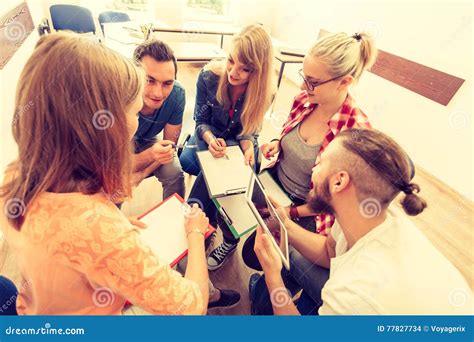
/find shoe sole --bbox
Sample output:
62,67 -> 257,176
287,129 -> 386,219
207,247 -> 237,271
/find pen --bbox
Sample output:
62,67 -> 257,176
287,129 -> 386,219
170,143 -> 197,149
212,136 -> 229,160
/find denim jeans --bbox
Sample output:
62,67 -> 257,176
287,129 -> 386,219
179,134 -> 259,244
0,276 -> 17,315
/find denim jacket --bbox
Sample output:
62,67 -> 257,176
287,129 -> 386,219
194,68 -> 258,145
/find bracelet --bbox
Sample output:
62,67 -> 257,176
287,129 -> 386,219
187,228 -> 205,238
289,204 -> 300,221
270,138 -> 280,143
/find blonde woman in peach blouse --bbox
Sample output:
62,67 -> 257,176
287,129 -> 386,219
0,32 -> 209,315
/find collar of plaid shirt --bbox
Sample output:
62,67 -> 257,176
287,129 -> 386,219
273,91 -> 372,235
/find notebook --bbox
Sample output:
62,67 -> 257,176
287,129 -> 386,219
137,194 -> 215,267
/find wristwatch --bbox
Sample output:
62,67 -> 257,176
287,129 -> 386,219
289,204 -> 300,221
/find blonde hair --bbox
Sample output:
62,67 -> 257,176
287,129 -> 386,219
1,31 -> 145,230
310,32 -> 378,82
206,24 -> 274,136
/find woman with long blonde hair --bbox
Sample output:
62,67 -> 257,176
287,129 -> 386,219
0,32 -> 209,315
178,24 -> 274,307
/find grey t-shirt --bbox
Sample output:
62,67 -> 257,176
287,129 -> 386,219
277,124 -> 321,200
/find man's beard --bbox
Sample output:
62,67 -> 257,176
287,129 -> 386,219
307,178 -> 335,215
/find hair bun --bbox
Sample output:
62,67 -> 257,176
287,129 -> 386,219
352,33 -> 362,41
401,184 -> 427,216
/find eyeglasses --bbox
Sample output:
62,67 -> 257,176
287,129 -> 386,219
298,69 -> 342,91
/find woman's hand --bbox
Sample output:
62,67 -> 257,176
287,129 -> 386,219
243,147 -> 255,166
184,203 -> 209,237
208,138 -> 227,158
261,140 -> 280,160
128,216 -> 147,229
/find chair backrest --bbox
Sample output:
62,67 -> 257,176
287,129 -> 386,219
98,11 -> 131,34
49,4 -> 96,34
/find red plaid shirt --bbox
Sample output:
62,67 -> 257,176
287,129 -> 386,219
270,91 -> 372,235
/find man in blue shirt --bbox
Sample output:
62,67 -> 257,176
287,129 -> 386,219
132,40 -> 185,199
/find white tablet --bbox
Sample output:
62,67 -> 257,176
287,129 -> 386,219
245,172 -> 290,270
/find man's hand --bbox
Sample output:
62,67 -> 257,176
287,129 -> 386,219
267,196 -> 292,227
151,140 -> 175,165
254,225 -> 282,277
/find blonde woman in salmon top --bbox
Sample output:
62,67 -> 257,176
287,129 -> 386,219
0,32 -> 209,315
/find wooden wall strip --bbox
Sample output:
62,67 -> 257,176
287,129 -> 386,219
319,29 -> 465,106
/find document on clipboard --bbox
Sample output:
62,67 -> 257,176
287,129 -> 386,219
137,194 -> 216,267
196,146 -> 252,198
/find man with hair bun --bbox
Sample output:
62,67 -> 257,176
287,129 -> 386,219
253,129 -> 472,315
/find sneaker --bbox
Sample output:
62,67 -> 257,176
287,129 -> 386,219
207,241 -> 237,271
208,288 -> 241,309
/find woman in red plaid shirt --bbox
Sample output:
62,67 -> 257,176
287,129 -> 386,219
244,31 -> 378,315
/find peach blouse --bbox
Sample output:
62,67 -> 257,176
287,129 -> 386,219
2,192 -> 204,315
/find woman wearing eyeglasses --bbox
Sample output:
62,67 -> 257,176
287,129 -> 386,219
243,32 -> 378,315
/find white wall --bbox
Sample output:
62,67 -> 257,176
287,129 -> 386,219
269,0 -> 473,200
1,0 -> 472,200
0,1 -> 47,177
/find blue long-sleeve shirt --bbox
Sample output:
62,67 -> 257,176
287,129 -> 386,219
194,68 -> 258,145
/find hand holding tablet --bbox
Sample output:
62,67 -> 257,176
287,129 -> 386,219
246,172 -> 290,270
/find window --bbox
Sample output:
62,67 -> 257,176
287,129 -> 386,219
186,0 -> 227,16
184,0 -> 235,23
81,0 -> 154,20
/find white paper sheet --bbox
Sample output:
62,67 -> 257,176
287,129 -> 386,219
138,196 -> 189,266
197,146 -> 252,197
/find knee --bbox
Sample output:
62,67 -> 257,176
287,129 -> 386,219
179,149 -> 198,175
156,160 -> 184,183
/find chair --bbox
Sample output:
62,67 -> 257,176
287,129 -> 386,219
98,11 -> 131,35
49,4 -> 96,34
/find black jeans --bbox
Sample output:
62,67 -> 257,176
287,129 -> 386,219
184,135 -> 260,244
0,276 -> 18,315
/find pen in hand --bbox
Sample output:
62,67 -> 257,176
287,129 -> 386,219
212,136 -> 229,160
